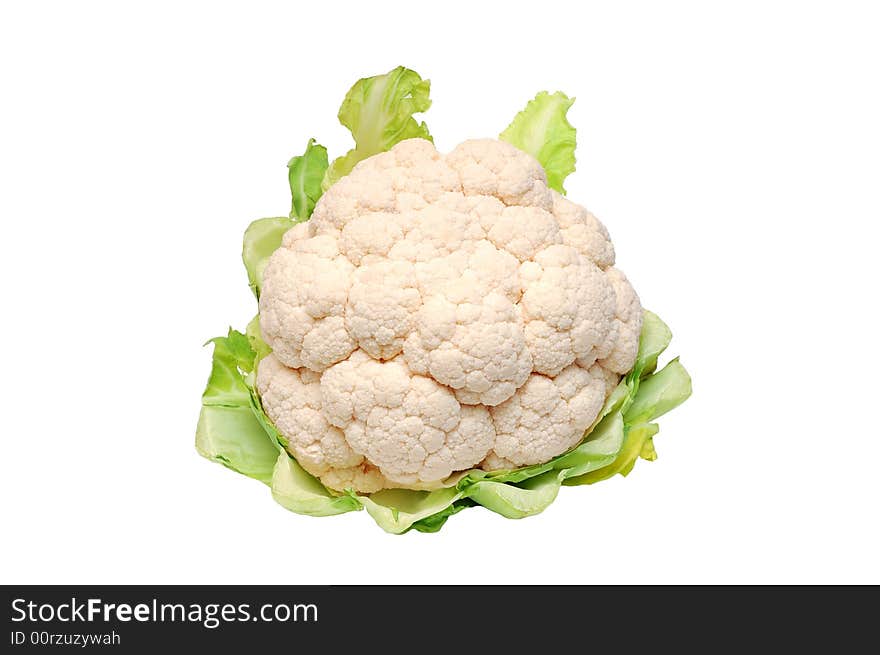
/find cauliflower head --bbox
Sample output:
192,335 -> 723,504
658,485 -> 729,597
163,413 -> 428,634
257,138 -> 642,491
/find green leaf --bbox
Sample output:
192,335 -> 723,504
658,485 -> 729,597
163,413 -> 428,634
224,329 -> 256,372
359,487 -> 462,535
201,330 -> 256,406
563,413 -> 631,485
634,310 -> 673,377
464,471 -> 564,520
242,216 -> 294,298
558,411 -> 626,479
572,358 -> 692,485
640,437 -> 658,461
409,500 -> 476,533
288,138 -> 328,221
624,358 -> 693,425
245,315 -> 271,365
195,406 -> 277,484
602,378 -> 633,417
500,91 -> 577,194
195,332 -> 276,484
322,66 -> 432,190
270,445 -> 362,517
574,423 -> 661,485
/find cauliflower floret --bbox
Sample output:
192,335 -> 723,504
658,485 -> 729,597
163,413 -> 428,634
596,364 -> 623,397
519,244 -> 616,375
388,204 -> 486,263
318,465 -> 387,494
256,138 -> 642,491
404,292 -> 532,406
338,212 -> 404,265
480,363 -> 621,472
312,138 -> 460,232
345,257 -> 420,360
411,239 -> 521,304
259,233 -> 356,371
320,351 -> 494,486
479,451 -> 518,472
552,191 -> 615,269
256,354 -> 387,493
597,268 -> 643,374
446,138 -> 553,209
485,205 -> 563,262
489,363 -> 608,467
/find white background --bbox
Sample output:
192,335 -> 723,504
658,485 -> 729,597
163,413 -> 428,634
1,1 -> 877,584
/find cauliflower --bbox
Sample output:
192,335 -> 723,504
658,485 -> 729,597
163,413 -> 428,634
197,67 -> 691,533
257,138 -> 642,491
